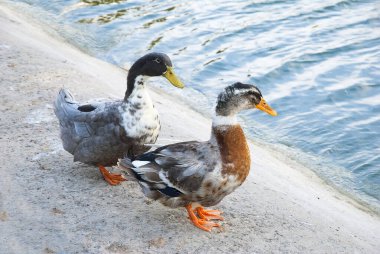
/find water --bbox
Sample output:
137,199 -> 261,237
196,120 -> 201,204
10,0 -> 380,210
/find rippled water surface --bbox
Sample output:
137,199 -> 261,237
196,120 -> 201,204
14,0 -> 380,208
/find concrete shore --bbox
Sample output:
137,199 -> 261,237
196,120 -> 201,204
1,3 -> 379,254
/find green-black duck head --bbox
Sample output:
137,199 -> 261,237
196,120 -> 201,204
127,52 -> 184,88
216,82 -> 277,116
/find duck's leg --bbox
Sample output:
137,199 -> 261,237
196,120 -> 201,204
185,204 -> 221,232
196,206 -> 224,221
98,165 -> 126,185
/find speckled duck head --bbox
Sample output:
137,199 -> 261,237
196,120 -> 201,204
125,52 -> 184,99
214,82 -> 277,125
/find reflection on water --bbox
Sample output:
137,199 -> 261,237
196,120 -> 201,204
148,36 -> 163,50
204,57 -> 222,67
15,0 -> 380,210
163,6 -> 176,12
81,0 -> 126,6
143,17 -> 167,28
78,9 -> 128,24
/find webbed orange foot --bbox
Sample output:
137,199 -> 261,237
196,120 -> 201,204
185,204 -> 221,232
196,207 -> 224,221
98,165 -> 126,186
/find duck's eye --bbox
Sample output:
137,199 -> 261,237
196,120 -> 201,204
153,58 -> 161,64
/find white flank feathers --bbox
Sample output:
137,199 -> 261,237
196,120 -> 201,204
132,160 -> 150,168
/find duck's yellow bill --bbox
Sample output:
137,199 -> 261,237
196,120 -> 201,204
163,66 -> 184,88
256,98 -> 277,116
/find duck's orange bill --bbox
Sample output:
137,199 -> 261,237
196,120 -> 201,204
256,98 -> 278,116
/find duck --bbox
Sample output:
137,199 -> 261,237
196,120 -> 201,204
54,52 -> 184,185
117,82 -> 277,232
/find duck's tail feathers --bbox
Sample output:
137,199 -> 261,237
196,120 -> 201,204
57,88 -> 76,104
54,88 -> 80,120
117,157 -> 138,181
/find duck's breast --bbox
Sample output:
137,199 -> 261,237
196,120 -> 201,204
214,125 -> 251,183
188,125 -> 251,207
119,89 -> 160,144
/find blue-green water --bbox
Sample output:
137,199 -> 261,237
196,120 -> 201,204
13,0 -> 380,209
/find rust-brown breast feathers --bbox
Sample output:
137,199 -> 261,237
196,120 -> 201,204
213,125 -> 251,183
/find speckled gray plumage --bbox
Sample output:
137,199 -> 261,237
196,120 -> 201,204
54,88 -> 151,166
53,52 -> 184,170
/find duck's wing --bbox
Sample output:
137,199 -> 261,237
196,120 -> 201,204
118,141 -> 219,197
54,88 -> 124,158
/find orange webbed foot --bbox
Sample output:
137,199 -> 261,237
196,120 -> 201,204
186,204 -> 222,232
196,207 -> 224,221
98,165 -> 126,186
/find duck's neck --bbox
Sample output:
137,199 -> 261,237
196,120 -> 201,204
211,114 -> 251,182
119,75 -> 158,140
123,75 -> 150,102
125,65 -> 146,100
212,114 -> 238,127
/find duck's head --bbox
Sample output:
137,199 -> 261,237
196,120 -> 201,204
128,52 -> 184,88
215,82 -> 277,117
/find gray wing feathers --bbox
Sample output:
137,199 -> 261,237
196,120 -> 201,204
74,122 -> 92,138
54,88 -> 125,163
158,142 -> 218,191
125,142 -> 218,195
